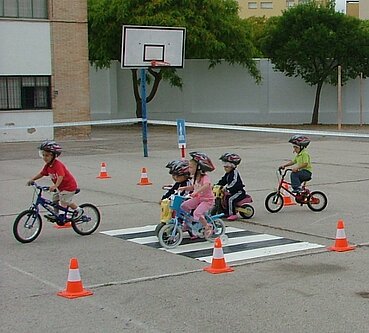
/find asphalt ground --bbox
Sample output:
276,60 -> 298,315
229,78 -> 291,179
2,124 -> 369,332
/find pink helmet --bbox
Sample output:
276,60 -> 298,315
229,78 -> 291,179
189,151 -> 215,172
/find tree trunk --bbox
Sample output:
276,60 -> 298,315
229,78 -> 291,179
311,81 -> 324,125
131,68 -> 162,118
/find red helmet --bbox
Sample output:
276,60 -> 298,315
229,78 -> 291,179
288,135 -> 310,148
39,140 -> 62,156
219,153 -> 241,166
189,151 -> 215,172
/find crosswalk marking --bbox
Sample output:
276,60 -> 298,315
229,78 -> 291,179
100,225 -> 324,264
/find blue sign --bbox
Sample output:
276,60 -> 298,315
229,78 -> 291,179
176,119 -> 186,147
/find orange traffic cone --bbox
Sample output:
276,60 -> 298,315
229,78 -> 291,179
57,258 -> 93,299
282,181 -> 296,206
96,162 -> 111,179
137,167 -> 152,185
203,237 -> 234,274
328,219 -> 355,252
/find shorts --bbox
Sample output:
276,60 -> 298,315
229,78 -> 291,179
52,191 -> 75,206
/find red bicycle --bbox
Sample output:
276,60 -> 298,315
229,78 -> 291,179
265,169 -> 327,213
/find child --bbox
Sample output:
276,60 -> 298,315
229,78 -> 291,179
217,153 -> 247,221
178,151 -> 215,238
161,160 -> 192,201
27,140 -> 83,220
279,135 -> 312,193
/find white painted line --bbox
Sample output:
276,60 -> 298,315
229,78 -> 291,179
100,225 -> 155,236
163,234 -> 283,254
128,236 -> 159,244
197,242 -> 325,263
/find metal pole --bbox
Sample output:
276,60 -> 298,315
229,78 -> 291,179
360,72 -> 363,126
337,65 -> 342,130
140,68 -> 148,157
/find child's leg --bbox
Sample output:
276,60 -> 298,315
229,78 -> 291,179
193,201 -> 214,227
228,192 -> 246,216
181,197 -> 200,214
60,192 -> 83,216
52,192 -> 60,214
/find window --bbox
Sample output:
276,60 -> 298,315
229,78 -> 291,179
260,2 -> 273,9
286,0 -> 295,7
0,0 -> 48,19
248,2 -> 258,9
0,76 -> 51,110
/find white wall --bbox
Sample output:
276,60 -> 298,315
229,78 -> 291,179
0,20 -> 51,75
90,59 -> 369,125
0,111 -> 53,142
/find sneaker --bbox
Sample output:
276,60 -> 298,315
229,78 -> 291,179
73,208 -> 84,220
227,214 -> 238,221
44,214 -> 57,222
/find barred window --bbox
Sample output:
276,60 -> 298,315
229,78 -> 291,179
0,76 -> 51,110
0,0 -> 48,19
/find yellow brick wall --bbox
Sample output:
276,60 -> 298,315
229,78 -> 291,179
49,0 -> 91,139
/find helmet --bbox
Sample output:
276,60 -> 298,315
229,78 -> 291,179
171,160 -> 190,176
288,135 -> 310,148
165,160 -> 176,173
219,153 -> 241,166
189,151 -> 215,172
39,140 -> 62,156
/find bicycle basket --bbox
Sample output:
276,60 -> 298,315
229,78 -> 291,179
170,195 -> 186,211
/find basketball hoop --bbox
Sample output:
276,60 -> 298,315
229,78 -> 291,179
150,60 -> 171,68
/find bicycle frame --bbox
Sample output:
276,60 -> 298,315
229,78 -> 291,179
276,169 -> 309,199
30,184 -> 76,223
169,195 -> 224,237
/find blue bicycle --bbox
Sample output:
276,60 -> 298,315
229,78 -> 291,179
13,182 -> 100,243
158,194 -> 226,249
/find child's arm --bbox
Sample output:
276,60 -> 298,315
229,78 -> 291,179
27,173 -> 43,185
191,182 -> 211,197
279,160 -> 294,169
178,184 -> 194,192
50,175 -> 64,192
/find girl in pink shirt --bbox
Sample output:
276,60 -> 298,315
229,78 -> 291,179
179,152 -> 215,238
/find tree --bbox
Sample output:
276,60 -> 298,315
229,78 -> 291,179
261,1 -> 369,124
88,0 -> 261,117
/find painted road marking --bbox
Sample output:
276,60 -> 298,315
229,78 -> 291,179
100,225 -> 324,264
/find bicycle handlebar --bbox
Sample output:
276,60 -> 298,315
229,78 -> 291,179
28,181 -> 57,192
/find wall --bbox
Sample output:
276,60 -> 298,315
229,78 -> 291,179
90,59 -> 369,125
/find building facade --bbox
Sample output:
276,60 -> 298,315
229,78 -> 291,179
238,0 -> 329,18
0,0 -> 90,142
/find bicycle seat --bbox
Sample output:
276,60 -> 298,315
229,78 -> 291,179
75,188 -> 80,194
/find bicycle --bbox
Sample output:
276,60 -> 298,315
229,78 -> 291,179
211,185 -> 255,219
158,194 -> 226,249
265,169 -> 328,213
13,182 -> 101,243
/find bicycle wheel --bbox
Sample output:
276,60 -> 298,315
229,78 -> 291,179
265,192 -> 284,213
158,224 -> 183,249
307,191 -> 328,212
238,204 -> 255,219
155,222 -> 166,237
205,218 -> 226,242
71,203 -> 100,236
13,209 -> 42,243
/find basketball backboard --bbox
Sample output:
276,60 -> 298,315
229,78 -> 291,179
121,25 -> 186,69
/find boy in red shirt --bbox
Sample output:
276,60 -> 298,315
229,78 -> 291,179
27,140 -> 83,220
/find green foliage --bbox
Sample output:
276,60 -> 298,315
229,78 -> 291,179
261,1 -> 369,123
88,0 -> 260,82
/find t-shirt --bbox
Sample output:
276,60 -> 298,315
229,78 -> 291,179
293,149 -> 312,172
194,174 -> 214,202
40,159 -> 78,192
